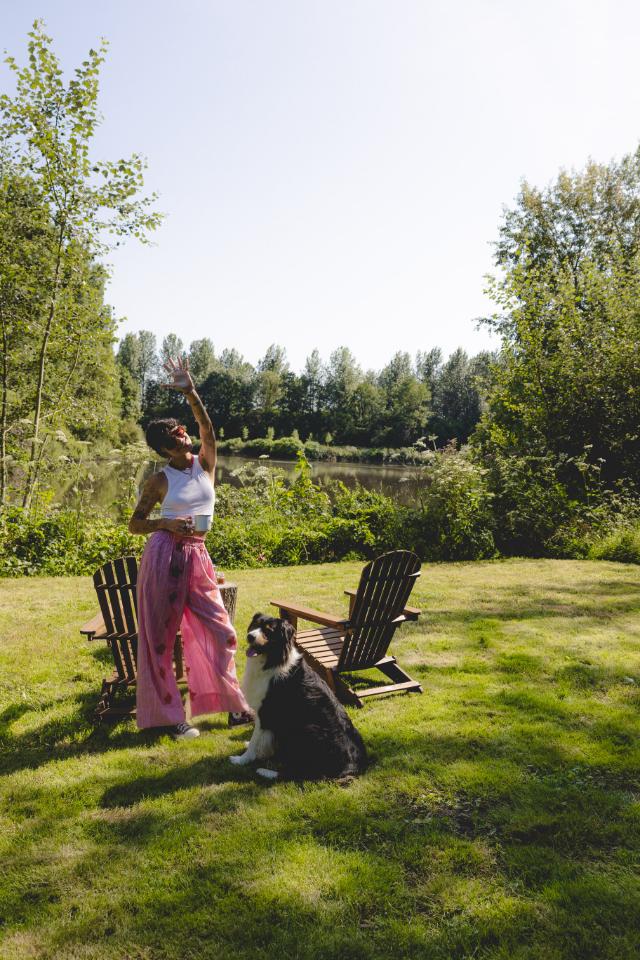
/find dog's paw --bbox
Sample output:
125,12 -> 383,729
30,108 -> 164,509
256,767 -> 279,780
230,753 -> 251,766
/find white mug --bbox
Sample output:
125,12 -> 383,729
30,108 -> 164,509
193,514 -> 212,532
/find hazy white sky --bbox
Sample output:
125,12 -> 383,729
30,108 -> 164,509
2,1 -> 640,370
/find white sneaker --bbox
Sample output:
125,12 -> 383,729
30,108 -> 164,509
172,722 -> 200,740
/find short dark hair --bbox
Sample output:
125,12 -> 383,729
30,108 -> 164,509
145,418 -> 180,457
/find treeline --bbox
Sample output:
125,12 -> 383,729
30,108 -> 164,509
2,24 -> 639,570
116,336 -> 496,449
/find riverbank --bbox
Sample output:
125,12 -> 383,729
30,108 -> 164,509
217,434 -> 431,464
2,559 -> 639,958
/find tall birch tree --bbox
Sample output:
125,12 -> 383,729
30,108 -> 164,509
0,21 -> 162,508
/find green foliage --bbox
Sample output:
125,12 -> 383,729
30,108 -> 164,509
270,436 -> 304,459
407,444 -> 496,561
188,337 -> 216,384
0,22 -> 161,510
141,330 -> 493,451
481,447 -> 577,556
588,524 -> 640,564
0,506 -> 141,576
481,150 -> 640,487
0,451 -> 503,576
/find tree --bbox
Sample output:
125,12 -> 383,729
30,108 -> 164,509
255,344 -> 289,425
415,347 -> 442,394
431,349 -> 481,444
0,172 -> 52,503
198,369 -> 257,437
0,22 -> 161,508
481,149 -> 640,486
218,348 -> 253,377
298,349 -> 326,438
117,330 -> 158,409
257,344 -> 288,374
188,337 -> 216,384
495,150 -> 640,284
324,347 -> 362,441
347,378 -> 385,444
160,333 -> 184,367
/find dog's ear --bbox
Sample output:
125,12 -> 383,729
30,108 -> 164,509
281,619 -> 296,643
249,611 -> 264,626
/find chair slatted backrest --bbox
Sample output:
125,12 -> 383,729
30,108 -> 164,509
93,556 -> 139,683
339,550 -> 421,671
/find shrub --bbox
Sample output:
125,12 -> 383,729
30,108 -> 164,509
588,524 -> 640,564
0,507 -> 142,576
483,451 -> 575,556
407,445 -> 495,561
243,438 -> 273,455
271,436 -> 304,459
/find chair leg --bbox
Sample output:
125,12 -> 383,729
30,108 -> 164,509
94,676 -> 136,722
376,657 -> 422,693
300,652 -> 363,708
331,656 -> 422,703
332,673 -> 363,709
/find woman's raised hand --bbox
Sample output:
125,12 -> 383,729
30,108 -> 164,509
161,356 -> 194,395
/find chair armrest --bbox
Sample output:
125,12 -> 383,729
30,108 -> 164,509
270,599 -> 349,630
343,589 -> 421,620
80,613 -> 108,640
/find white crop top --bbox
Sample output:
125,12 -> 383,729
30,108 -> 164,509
160,455 -> 215,519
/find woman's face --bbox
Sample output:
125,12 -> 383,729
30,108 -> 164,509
164,424 -> 193,456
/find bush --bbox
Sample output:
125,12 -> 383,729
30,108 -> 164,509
588,524 -> 640,564
0,507 -> 142,576
407,445 -> 496,561
3,447 -> 637,577
271,436 -> 304,459
243,438 -> 273,455
482,451 -> 576,556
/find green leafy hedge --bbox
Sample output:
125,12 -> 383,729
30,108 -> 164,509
2,449 -> 638,576
217,436 -> 429,464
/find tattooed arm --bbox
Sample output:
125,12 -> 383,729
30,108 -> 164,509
129,474 -> 165,535
161,356 -> 216,472
128,474 -> 193,536
185,388 -> 216,472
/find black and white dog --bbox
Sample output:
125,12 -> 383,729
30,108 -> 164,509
230,613 -> 367,781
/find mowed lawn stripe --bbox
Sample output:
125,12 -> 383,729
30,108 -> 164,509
1,559 -> 639,960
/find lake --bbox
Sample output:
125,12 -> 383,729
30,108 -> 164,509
60,454 -> 422,515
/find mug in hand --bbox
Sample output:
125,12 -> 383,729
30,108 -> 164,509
193,514 -> 212,533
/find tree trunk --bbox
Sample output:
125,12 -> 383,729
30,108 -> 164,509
22,223 -> 65,511
0,304 -> 8,507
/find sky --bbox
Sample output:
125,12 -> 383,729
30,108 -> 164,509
2,0 -> 640,372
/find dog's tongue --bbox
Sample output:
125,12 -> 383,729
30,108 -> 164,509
246,648 -> 259,657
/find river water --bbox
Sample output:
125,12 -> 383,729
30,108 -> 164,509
62,454 -> 421,515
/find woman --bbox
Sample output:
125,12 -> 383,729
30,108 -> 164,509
129,356 -> 251,738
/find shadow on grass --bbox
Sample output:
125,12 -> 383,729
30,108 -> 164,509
0,687 -> 211,777
3,689 -> 640,959
99,754 -> 259,809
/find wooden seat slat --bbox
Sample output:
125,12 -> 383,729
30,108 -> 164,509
271,550 -> 422,707
80,613 -> 107,639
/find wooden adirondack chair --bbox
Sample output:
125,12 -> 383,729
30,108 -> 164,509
271,549 -> 423,707
80,556 -> 238,721
79,556 -> 181,720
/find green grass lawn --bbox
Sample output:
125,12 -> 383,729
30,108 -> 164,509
1,559 -> 640,960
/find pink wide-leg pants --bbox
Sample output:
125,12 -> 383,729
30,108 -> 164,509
136,531 -> 249,728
